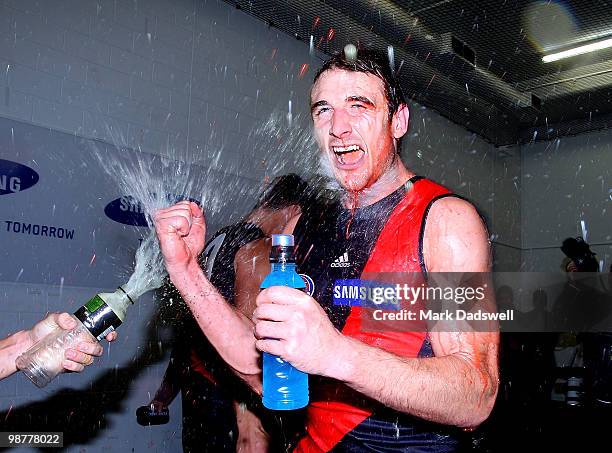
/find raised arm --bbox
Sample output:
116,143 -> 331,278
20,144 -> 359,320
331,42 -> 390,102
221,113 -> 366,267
154,202 -> 260,376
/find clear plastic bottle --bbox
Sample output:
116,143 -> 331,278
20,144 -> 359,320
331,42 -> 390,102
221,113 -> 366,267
16,286 -> 134,388
260,234 -> 309,410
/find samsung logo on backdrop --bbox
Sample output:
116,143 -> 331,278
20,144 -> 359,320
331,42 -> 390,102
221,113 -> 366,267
0,159 -> 39,195
105,194 -> 201,227
105,196 -> 148,226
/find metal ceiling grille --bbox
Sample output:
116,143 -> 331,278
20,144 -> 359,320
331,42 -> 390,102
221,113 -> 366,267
224,0 -> 612,145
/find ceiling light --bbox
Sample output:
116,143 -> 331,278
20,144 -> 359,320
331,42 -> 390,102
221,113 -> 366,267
543,37 -> 612,63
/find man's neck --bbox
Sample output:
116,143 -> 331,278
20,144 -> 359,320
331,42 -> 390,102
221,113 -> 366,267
342,158 -> 414,208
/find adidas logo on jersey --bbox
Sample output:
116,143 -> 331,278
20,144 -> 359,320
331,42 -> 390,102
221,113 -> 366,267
330,251 -> 351,268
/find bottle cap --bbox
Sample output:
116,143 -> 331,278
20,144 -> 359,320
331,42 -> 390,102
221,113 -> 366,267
271,234 -> 294,247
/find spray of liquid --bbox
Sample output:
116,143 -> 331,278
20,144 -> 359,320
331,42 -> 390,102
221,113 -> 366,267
121,229 -> 167,300
248,110 -> 320,179
387,45 -> 395,74
89,108 -> 327,300
89,122 -> 219,298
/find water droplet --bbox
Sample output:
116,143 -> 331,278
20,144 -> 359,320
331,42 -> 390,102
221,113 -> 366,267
387,45 -> 395,72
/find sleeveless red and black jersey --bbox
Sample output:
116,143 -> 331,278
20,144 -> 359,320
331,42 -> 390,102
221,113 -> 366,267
292,176 -> 463,452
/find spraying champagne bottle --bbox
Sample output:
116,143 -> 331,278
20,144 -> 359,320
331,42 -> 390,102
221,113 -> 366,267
260,234 -> 309,410
16,286 -> 135,388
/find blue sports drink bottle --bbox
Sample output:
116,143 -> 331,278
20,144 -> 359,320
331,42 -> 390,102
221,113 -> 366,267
260,234 -> 309,410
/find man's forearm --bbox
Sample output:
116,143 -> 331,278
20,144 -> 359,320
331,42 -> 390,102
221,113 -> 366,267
330,335 -> 498,428
0,330 -> 31,380
153,358 -> 181,405
167,263 -> 261,377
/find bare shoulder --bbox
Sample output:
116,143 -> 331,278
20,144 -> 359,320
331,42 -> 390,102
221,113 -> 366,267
427,197 -> 485,233
422,197 -> 490,272
234,238 -> 269,265
283,213 -> 302,235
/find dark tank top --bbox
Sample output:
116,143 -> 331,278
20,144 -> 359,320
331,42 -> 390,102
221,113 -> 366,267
200,222 -> 265,305
292,176 -> 464,452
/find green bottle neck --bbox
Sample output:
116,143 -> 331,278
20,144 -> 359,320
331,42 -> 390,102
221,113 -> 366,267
97,287 -> 134,321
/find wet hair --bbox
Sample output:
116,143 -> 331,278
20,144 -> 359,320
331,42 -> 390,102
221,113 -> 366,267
312,47 -> 406,121
253,173 -> 308,210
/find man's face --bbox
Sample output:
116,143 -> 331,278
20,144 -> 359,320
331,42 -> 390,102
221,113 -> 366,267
310,69 -> 397,192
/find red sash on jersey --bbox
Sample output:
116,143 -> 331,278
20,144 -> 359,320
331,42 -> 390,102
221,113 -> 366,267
296,178 -> 451,452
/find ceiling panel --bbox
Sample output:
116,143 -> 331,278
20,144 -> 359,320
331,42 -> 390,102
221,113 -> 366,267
226,0 -> 612,145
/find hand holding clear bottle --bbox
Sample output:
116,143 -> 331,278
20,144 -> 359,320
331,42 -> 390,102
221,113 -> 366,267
28,312 -> 117,371
16,287 -> 130,387
0,312 -> 116,382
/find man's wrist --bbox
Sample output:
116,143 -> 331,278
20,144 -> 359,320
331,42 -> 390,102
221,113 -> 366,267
1,330 -> 32,377
323,334 -> 358,382
166,260 -> 202,286
152,389 -> 172,405
12,329 -> 34,355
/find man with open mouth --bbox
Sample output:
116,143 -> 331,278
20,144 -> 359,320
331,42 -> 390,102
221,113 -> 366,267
154,47 -> 499,452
